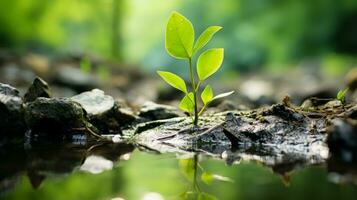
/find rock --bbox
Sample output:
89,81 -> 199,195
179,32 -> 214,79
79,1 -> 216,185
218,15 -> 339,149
327,119 -> 357,163
24,77 -> 52,103
54,65 -> 98,93
131,103 -> 329,166
71,89 -> 114,116
71,89 -> 136,134
24,97 -> 88,132
0,83 -> 26,136
138,101 -> 184,121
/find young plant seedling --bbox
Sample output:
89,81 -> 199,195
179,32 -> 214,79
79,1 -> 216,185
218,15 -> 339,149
336,88 -> 348,103
157,11 -> 234,126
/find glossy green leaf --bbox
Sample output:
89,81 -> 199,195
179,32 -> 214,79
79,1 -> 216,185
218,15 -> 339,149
212,91 -> 234,101
198,192 -> 218,200
193,26 -> 222,55
337,88 -> 348,101
157,71 -> 187,93
165,11 -> 194,59
201,85 -> 213,105
178,158 -> 195,182
197,48 -> 224,80
179,92 -> 194,113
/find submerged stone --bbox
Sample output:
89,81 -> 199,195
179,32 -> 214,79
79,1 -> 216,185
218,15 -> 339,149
71,89 -> 136,134
0,83 -> 26,136
24,77 -> 52,103
24,97 -> 87,132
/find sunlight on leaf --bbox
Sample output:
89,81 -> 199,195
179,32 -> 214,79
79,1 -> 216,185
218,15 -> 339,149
201,85 -> 213,105
180,191 -> 197,200
179,93 -> 194,113
193,26 -> 222,55
157,71 -> 187,93
197,48 -> 224,80
166,11 -> 194,59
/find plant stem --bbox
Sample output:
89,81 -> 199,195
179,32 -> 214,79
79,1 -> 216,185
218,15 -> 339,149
198,105 -> 206,116
188,58 -> 198,126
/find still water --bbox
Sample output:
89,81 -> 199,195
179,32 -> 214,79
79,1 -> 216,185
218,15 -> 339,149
1,141 -> 357,200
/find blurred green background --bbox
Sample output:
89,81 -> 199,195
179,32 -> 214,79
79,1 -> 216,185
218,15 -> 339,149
1,0 -> 357,75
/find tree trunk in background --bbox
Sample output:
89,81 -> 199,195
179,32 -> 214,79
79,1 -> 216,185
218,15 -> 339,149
112,0 -> 124,61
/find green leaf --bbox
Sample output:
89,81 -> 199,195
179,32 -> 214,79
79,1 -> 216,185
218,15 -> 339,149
193,26 -> 222,55
165,11 -> 194,59
198,192 -> 218,200
157,71 -> 187,93
201,85 -> 213,105
178,158 -> 195,182
179,92 -> 194,113
197,48 -> 224,80
212,91 -> 234,101
337,88 -> 348,101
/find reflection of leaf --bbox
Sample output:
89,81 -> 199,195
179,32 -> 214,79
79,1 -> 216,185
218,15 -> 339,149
179,158 -> 195,182
201,172 -> 214,184
198,192 -> 218,200
180,191 -> 197,200
201,172 -> 234,185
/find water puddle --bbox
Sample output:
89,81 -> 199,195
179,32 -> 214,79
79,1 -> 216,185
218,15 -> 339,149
1,140 -> 357,200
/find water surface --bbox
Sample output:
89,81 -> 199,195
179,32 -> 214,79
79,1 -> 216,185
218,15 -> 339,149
1,141 -> 357,200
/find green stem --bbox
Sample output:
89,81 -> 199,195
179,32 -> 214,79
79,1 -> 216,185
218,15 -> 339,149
198,105 -> 206,116
188,58 -> 198,126
195,81 -> 201,92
